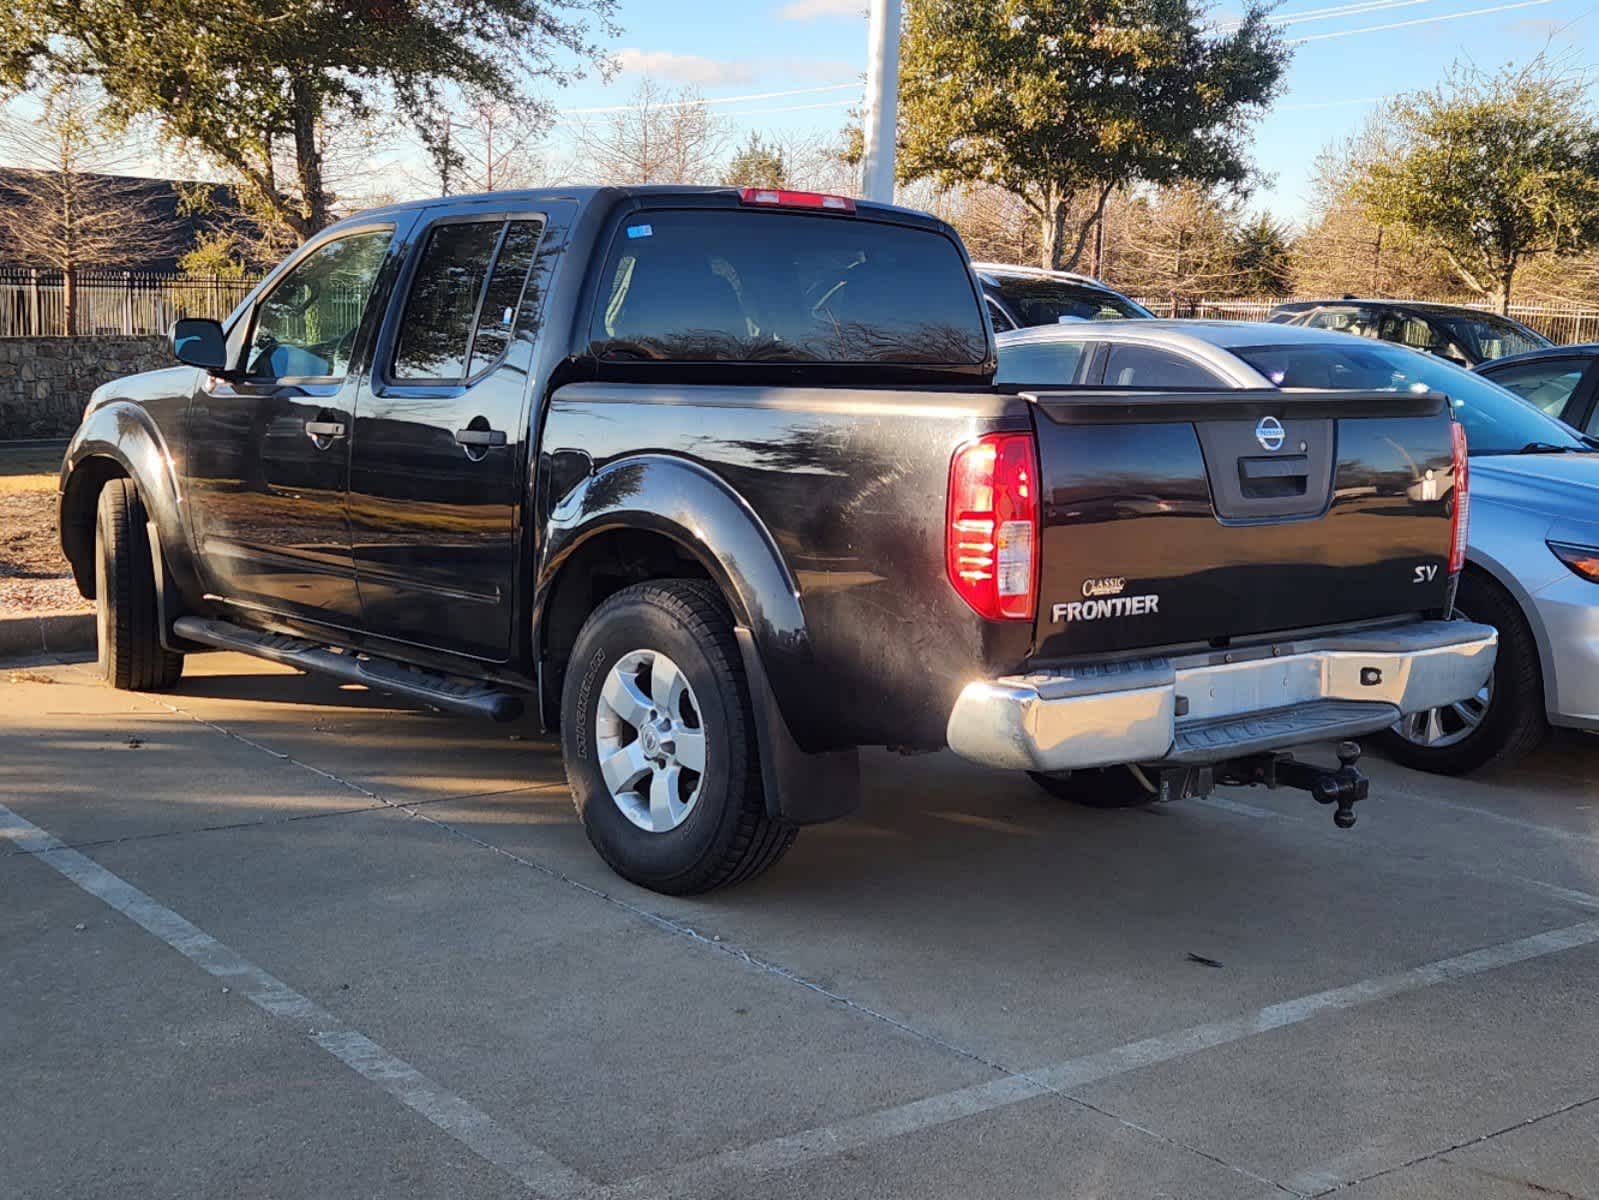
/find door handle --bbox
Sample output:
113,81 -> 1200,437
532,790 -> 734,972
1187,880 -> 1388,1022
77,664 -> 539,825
305,420 -> 346,440
454,428 -> 507,448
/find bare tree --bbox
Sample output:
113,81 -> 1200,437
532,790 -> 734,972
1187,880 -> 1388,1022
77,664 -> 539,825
430,97 -> 547,194
0,81 -> 175,333
566,80 -> 729,185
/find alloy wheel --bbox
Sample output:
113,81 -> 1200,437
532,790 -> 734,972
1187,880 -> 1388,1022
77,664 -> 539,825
593,649 -> 708,833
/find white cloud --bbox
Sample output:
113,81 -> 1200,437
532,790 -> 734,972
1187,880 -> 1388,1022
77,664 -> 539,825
614,49 -> 758,86
777,0 -> 865,20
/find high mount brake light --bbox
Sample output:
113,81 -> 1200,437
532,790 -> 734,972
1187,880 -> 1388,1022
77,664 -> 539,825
1450,421 -> 1469,576
738,187 -> 857,213
946,433 -> 1039,621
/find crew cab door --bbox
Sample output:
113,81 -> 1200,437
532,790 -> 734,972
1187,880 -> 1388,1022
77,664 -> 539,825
348,202 -> 562,661
184,222 -> 404,628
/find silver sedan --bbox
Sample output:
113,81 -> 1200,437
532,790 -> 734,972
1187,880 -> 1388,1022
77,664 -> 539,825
997,320 -> 1599,773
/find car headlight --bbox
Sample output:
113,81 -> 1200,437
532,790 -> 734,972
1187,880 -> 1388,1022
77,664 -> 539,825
1548,541 -> 1599,583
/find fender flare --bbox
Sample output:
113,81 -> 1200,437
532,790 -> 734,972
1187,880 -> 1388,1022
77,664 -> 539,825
535,453 -> 857,825
59,401 -> 197,603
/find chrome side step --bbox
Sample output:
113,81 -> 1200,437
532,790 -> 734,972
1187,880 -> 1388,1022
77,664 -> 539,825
171,616 -> 524,722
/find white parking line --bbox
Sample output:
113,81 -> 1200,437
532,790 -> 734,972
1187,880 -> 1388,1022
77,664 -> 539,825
0,802 -> 593,1200
606,916 -> 1599,1199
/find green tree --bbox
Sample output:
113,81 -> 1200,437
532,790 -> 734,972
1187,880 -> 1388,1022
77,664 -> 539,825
724,132 -> 787,188
1358,56 -> 1599,313
897,0 -> 1289,270
1,0 -> 617,243
1231,213 -> 1294,296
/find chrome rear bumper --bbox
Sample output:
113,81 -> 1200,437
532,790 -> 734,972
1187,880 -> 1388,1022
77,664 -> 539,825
946,620 -> 1498,772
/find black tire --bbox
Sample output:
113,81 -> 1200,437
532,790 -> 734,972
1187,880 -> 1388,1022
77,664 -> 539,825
1028,765 -> 1156,808
560,579 -> 796,894
1377,570 -> 1547,775
94,478 -> 183,692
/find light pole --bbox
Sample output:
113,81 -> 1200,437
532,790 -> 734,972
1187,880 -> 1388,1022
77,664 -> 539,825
860,0 -> 902,204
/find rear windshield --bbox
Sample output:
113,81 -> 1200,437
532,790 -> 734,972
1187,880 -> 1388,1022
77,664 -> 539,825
985,277 -> 1152,326
1233,340 -> 1588,456
588,209 -> 987,365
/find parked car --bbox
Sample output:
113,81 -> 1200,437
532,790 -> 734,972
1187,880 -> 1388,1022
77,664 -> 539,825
1268,299 -> 1550,366
1476,343 -> 1599,437
999,320 -> 1596,772
973,261 -> 1152,331
58,188 -> 1493,894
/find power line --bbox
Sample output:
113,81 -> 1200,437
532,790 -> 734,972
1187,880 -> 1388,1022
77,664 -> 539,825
1295,0 -> 1552,40
557,81 -> 859,116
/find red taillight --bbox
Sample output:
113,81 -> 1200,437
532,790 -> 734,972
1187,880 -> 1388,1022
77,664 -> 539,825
1449,420 -> 1469,575
739,187 -> 856,213
947,433 -> 1038,620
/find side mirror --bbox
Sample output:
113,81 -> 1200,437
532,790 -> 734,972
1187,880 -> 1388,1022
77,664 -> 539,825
170,318 -> 229,371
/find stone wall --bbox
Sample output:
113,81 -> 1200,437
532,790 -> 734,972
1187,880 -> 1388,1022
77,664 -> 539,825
0,336 -> 171,440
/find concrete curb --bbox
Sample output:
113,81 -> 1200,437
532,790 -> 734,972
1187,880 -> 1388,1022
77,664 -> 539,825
0,612 -> 95,663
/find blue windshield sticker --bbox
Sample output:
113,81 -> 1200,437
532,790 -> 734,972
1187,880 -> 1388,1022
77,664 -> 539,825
626,224 -> 653,239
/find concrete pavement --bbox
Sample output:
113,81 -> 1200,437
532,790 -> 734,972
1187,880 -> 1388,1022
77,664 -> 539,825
4,650 -> 1599,1198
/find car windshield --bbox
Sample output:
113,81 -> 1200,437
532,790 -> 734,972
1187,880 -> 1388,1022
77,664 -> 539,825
1233,340 -> 1590,457
988,276 -> 1152,325
1435,313 -> 1549,362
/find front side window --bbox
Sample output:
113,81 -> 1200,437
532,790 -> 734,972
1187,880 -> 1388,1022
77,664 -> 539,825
1481,359 -> 1586,419
247,229 -> 393,381
1102,343 -> 1225,388
588,209 -> 987,365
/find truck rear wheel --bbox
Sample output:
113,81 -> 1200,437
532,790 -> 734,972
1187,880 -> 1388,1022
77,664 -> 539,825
94,478 -> 183,692
561,579 -> 796,894
1027,766 -> 1156,808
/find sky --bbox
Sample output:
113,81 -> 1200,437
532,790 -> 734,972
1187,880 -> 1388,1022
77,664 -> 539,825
535,0 -> 1599,224
3,0 -> 1595,226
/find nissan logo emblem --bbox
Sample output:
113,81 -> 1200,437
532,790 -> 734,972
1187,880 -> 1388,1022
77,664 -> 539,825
1255,415 -> 1286,452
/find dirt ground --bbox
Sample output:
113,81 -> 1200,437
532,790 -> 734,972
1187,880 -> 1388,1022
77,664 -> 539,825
0,444 -> 87,616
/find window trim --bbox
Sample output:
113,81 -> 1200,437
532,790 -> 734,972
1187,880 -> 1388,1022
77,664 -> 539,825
241,221 -> 397,386
381,209 -> 549,391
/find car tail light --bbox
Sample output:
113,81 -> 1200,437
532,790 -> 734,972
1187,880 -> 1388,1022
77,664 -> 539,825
739,187 -> 856,213
947,433 -> 1038,620
1449,421 -> 1469,575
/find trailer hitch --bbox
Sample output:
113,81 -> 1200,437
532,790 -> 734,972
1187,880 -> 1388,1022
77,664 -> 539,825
1220,741 -> 1369,829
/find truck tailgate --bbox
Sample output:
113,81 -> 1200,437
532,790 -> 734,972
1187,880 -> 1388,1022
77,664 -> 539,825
1027,389 -> 1457,658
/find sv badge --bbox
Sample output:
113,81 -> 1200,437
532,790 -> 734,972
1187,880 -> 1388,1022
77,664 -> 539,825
1413,564 -> 1439,583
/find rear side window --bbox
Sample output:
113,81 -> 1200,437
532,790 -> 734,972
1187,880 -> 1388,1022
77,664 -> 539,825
995,339 -> 1088,386
588,209 -> 986,365
1483,359 -> 1586,418
1102,344 -> 1225,388
468,219 -> 547,375
393,221 -> 503,380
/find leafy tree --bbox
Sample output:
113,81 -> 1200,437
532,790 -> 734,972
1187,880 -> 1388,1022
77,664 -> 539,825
0,0 -> 617,242
724,132 -> 787,189
1358,55 -> 1599,312
1114,185 -> 1240,304
0,80 -> 175,333
1231,213 -> 1293,296
897,0 -> 1288,270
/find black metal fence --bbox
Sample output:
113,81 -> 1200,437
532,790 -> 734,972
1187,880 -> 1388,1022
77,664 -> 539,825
0,269 -> 259,338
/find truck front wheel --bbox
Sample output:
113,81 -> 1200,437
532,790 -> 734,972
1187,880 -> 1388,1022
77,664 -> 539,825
94,478 -> 183,692
560,579 -> 796,894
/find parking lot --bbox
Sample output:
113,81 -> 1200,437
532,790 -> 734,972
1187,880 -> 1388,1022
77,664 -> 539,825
4,650 -> 1599,1199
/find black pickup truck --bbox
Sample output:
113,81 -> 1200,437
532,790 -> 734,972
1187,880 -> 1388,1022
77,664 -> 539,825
60,185 -> 1496,893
